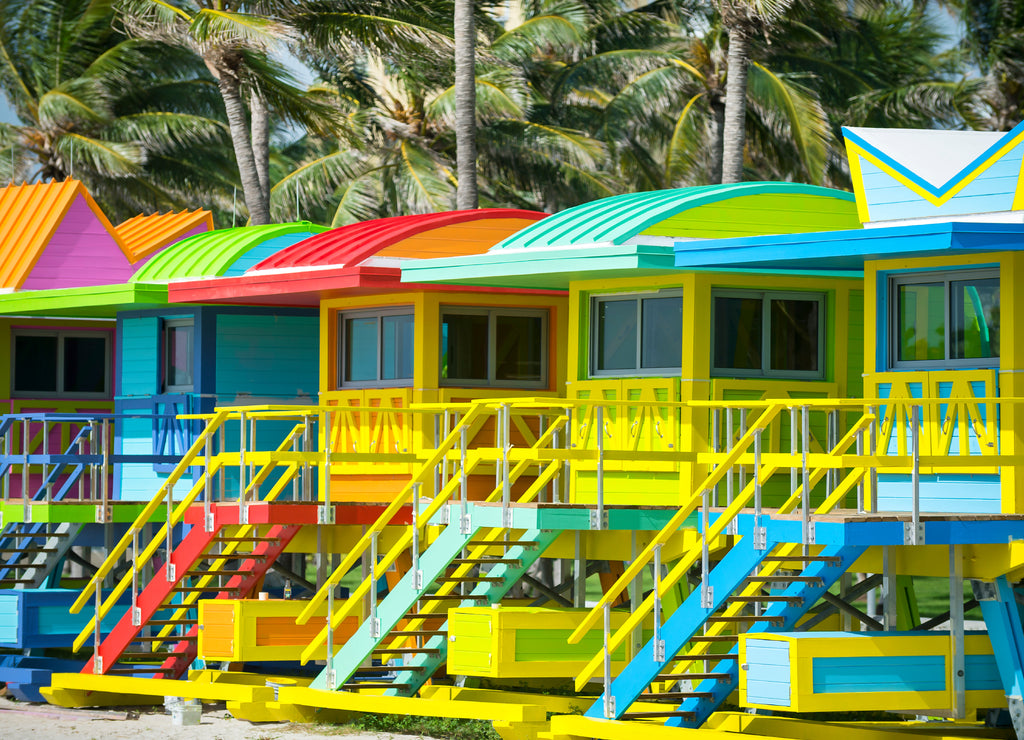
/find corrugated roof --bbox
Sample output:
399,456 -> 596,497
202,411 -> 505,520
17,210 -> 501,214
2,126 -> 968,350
130,222 -> 328,283
0,179 -> 124,289
492,183 -> 858,250
253,209 -> 547,271
116,208 -> 214,262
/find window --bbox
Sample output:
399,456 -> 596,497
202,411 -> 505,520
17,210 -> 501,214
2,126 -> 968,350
338,308 -> 414,387
891,269 -> 999,368
163,319 -> 195,392
712,290 -> 825,379
441,307 -> 547,387
11,330 -> 110,398
590,291 -> 683,376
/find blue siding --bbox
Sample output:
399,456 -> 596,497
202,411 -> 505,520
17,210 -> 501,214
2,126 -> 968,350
965,653 -> 1003,692
0,593 -> 20,645
119,316 -> 160,396
812,655 -> 945,694
215,313 -> 318,399
861,143 -> 1024,222
877,474 -> 1001,514
745,639 -> 791,706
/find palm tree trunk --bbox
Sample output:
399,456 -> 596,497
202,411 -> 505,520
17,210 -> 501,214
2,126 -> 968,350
251,91 -> 271,208
709,97 -> 726,184
216,71 -> 270,225
454,0 -> 478,210
721,25 -> 749,184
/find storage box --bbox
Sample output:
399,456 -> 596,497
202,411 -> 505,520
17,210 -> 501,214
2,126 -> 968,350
740,631 -> 1004,713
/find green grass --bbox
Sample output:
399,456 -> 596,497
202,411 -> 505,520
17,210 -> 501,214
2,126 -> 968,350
314,714 -> 501,739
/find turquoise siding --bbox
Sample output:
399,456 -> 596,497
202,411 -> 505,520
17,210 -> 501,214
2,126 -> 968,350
878,474 -> 1001,514
214,313 -> 318,399
0,593 -> 19,644
745,639 -> 791,706
812,655 -> 944,694
119,316 -> 160,396
965,653 -> 1003,691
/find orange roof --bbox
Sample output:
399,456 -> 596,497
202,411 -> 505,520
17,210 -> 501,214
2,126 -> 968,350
0,179 -> 122,289
116,208 -> 214,263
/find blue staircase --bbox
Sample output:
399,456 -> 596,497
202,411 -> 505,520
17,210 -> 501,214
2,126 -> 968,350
0,422 -> 96,588
586,535 -> 865,727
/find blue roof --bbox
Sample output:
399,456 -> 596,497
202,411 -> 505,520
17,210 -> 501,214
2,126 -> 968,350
672,221 -> 1024,272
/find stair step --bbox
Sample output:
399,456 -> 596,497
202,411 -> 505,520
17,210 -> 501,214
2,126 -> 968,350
105,667 -> 178,675
418,594 -> 488,602
450,558 -> 520,566
185,570 -> 246,577
438,576 -> 504,583
211,537 -> 280,543
147,620 -> 198,627
645,692 -> 715,700
342,683 -> 410,690
0,547 -> 55,554
388,629 -> 446,638
465,540 -> 538,548
404,613 -> 448,620
745,575 -> 823,584
371,647 -> 441,656
170,586 -> 241,593
706,615 -> 784,625
657,673 -> 732,681
688,635 -> 737,642
761,555 -> 841,564
621,711 -> 697,720
0,578 -> 36,584
117,651 -> 177,660
353,666 -> 427,674
3,532 -> 70,538
133,635 -> 198,643
728,595 -> 802,604
198,554 -> 267,561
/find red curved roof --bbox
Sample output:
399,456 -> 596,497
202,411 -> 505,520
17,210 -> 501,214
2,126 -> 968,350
252,208 -> 547,271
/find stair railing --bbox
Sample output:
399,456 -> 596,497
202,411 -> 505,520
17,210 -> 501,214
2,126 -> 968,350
295,401 -> 489,656
567,403 -> 786,654
69,409 -> 231,652
373,411 -> 570,662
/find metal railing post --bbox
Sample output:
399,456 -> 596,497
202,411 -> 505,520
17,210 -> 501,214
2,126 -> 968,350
789,406 -> 797,499
502,404 -> 511,528
801,405 -> 810,554
204,432 -> 213,532
869,405 -> 878,512
411,482 -> 422,591
711,408 -> 720,507
93,580 -> 102,674
603,603 -> 615,719
369,531 -> 380,638
753,428 -> 765,550
325,586 -> 335,689
165,481 -> 175,581
700,494 -> 712,607
459,425 -> 469,534
726,407 -> 736,535
910,404 -> 922,545
654,543 -> 665,660
42,419 -> 50,501
856,428 -> 865,513
595,405 -> 605,530
238,411 -> 247,501
131,530 -> 141,626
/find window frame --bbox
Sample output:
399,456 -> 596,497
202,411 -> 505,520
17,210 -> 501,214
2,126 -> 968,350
588,289 -> 684,378
888,268 -> 1000,370
10,328 -> 112,399
337,305 -> 415,389
162,318 -> 195,393
439,305 -> 549,389
710,289 -> 827,380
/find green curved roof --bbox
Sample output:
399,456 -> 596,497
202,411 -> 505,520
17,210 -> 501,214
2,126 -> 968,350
130,222 -> 327,283
403,182 -> 859,290
493,182 -> 857,250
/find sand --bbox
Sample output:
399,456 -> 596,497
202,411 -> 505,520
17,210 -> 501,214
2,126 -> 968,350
0,697 -> 425,740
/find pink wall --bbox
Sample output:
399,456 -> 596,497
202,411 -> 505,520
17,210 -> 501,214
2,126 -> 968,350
20,197 -> 136,289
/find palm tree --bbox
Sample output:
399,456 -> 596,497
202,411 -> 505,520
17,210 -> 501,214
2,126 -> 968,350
714,0 -> 792,183
118,0 -> 336,225
0,0 -> 231,221
454,0 -> 478,209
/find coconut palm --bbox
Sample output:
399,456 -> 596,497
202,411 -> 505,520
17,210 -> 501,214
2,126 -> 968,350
117,0 -> 339,225
0,0 -> 232,221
